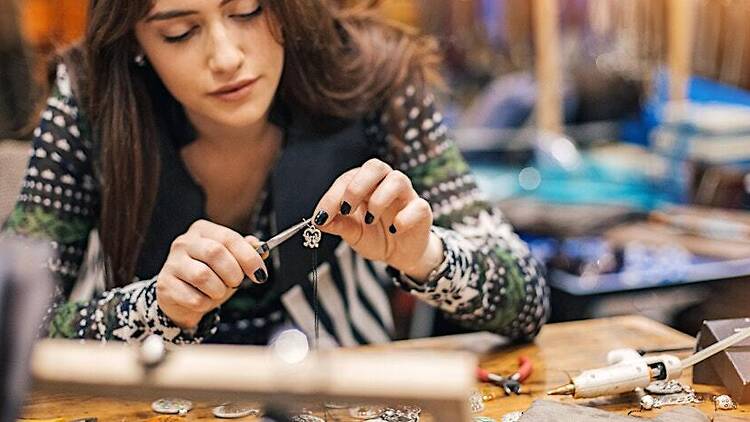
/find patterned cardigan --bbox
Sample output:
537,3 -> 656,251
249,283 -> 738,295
2,63 -> 549,345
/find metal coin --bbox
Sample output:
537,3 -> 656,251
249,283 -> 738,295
151,398 -> 193,415
395,405 -> 421,416
212,402 -> 261,419
349,405 -> 384,419
290,415 -> 325,422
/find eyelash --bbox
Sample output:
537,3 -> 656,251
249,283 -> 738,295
163,5 -> 264,44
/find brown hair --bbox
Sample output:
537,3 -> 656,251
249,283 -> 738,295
82,0 -> 440,287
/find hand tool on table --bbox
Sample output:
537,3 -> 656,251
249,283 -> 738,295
476,356 -> 533,395
547,326 -> 750,399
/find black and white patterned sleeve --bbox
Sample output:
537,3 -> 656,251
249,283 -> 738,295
2,64 -> 219,344
364,83 -> 550,341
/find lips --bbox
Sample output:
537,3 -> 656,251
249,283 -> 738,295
208,78 -> 258,99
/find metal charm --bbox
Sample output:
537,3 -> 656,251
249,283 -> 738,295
151,398 -> 193,416
379,407 -> 420,422
651,392 -> 702,408
645,379 -> 690,395
500,412 -> 523,422
303,223 -> 321,248
639,394 -> 655,410
469,390 -> 485,413
714,394 -> 738,410
211,403 -> 260,419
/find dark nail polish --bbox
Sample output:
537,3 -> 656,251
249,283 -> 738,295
365,212 -> 374,224
389,224 -> 397,234
253,268 -> 268,283
260,243 -> 269,254
340,201 -> 351,215
314,210 -> 329,226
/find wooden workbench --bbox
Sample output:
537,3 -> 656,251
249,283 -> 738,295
20,316 -> 749,421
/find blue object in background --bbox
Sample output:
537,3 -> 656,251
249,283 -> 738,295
621,70 -> 750,145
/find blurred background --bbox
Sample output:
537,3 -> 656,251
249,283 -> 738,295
2,0 -> 749,335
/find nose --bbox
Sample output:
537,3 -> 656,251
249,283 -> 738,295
207,24 -> 243,75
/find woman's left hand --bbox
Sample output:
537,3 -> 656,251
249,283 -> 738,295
313,159 -> 444,281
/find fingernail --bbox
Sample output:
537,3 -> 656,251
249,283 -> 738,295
314,210 -> 329,226
389,224 -> 397,234
365,212 -> 374,224
340,201 -> 351,215
253,268 -> 268,283
259,243 -> 269,254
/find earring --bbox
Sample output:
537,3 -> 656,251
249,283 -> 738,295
134,54 -> 146,67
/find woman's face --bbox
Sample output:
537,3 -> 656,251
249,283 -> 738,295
134,0 -> 284,131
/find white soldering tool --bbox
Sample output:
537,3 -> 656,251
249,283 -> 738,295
547,326 -> 750,398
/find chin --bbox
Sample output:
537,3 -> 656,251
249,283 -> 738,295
211,103 -> 270,129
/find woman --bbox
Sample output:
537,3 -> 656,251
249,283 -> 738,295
3,0 -> 548,345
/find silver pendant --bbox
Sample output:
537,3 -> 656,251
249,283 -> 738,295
714,394 -> 738,410
151,398 -> 193,416
211,402 -> 260,419
303,223 -> 321,248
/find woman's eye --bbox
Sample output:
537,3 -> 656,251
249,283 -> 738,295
231,5 -> 263,21
164,27 -> 196,43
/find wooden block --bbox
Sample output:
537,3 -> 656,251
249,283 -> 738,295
693,319 -> 750,403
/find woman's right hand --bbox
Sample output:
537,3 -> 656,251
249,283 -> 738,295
156,219 -> 268,329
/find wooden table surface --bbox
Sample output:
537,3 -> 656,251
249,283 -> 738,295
20,316 -> 750,421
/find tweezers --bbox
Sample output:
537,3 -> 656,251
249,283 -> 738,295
255,218 -> 312,259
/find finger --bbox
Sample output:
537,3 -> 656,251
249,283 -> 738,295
366,170 -> 417,225
160,273 -> 216,314
340,159 -> 392,223
312,168 -> 357,227
190,220 -> 267,285
391,198 -> 433,234
171,258 -> 228,300
321,209 -> 364,245
185,238 -> 244,288
244,236 -> 270,260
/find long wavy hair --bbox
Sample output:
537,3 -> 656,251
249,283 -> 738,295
80,0 -> 440,287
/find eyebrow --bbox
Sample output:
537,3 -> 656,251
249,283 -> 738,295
145,0 -> 239,22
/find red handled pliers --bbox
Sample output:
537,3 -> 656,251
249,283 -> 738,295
476,356 -> 533,395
